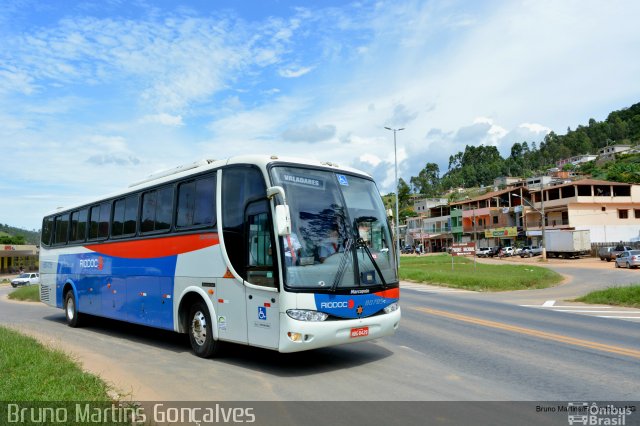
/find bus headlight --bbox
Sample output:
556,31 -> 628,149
383,302 -> 399,314
286,309 -> 328,321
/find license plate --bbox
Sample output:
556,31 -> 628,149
350,326 -> 369,338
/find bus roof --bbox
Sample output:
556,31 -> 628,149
44,155 -> 373,217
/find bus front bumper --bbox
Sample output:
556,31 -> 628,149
278,308 -> 401,353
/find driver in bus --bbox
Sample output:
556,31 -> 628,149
318,226 -> 343,263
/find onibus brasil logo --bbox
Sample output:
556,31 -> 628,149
566,402 -> 635,425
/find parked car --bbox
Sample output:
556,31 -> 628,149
502,246 -> 515,257
10,272 -> 40,288
520,246 -> 542,258
487,246 -> 503,258
598,246 -> 615,261
476,247 -> 492,258
401,245 -> 414,254
615,250 -> 640,269
611,245 -> 634,260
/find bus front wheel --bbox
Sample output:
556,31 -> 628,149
64,291 -> 82,328
188,301 -> 218,358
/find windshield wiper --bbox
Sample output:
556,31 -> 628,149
356,237 -> 388,288
329,237 -> 353,292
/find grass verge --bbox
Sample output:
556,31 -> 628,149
399,254 -> 563,291
0,326 -> 111,400
574,285 -> 640,308
8,284 -> 40,302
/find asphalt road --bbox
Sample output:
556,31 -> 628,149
1,270 -> 638,403
471,256 -> 640,306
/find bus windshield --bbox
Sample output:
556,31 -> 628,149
270,166 -> 397,290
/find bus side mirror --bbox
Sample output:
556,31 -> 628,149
267,186 -> 291,236
274,205 -> 291,236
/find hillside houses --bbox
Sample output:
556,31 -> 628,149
402,177 -> 640,252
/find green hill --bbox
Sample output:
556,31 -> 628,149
0,224 -> 40,245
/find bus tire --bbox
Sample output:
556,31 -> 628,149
188,301 -> 218,358
64,291 -> 82,328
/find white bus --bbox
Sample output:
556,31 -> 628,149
39,155 -> 400,357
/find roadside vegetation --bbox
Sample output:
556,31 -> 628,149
8,284 -> 40,302
399,254 -> 563,291
574,285 -> 640,308
0,326 -> 111,400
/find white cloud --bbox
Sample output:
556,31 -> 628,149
278,65 -> 314,78
358,153 -> 382,167
0,68 -> 36,95
140,113 -> 184,127
282,123 -> 336,143
86,153 -> 141,166
520,123 -> 551,134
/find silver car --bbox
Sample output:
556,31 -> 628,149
615,250 -> 640,269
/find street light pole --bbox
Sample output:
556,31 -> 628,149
384,126 -> 404,267
540,188 -> 546,260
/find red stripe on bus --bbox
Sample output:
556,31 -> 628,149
85,233 -> 219,259
375,287 -> 399,299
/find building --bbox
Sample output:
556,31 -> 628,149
405,200 -> 452,252
408,178 -> 640,252
450,187 -> 528,249
493,176 -> 521,189
555,154 -> 597,169
525,176 -> 553,189
527,179 -> 640,243
598,144 -> 633,162
413,198 -> 448,214
0,245 -> 39,274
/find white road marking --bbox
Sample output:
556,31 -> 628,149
520,303 -> 640,322
521,305 -> 612,309
400,283 -> 472,293
542,300 -> 556,307
554,310 -> 636,313
598,316 -> 640,319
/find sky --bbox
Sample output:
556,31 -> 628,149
2,0 -> 640,231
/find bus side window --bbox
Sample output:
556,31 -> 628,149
41,217 -> 54,246
54,213 -> 70,245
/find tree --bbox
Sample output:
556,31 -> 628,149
398,178 -> 412,208
410,163 -> 441,196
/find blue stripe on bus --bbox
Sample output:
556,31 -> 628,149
56,253 -> 177,330
314,290 -> 398,319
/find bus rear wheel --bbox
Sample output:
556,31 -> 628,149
188,301 -> 218,358
64,291 -> 82,328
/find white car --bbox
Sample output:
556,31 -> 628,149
502,246 -> 515,256
476,247 -> 492,257
10,272 -> 40,288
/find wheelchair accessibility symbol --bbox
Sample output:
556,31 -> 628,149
258,307 -> 267,320
336,174 -> 349,186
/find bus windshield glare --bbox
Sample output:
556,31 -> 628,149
270,166 -> 397,290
